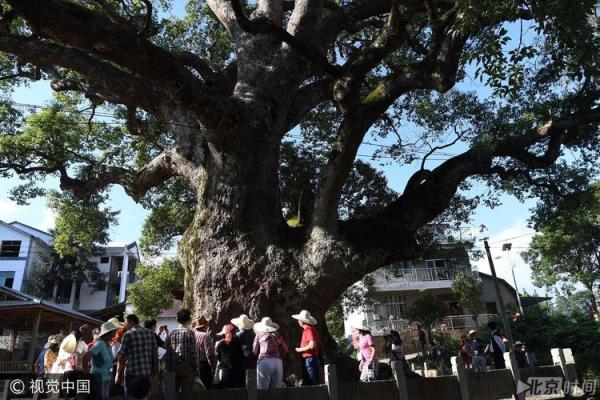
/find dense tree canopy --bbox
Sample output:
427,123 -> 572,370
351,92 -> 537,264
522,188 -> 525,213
1,0 -> 600,363
522,182 -> 600,315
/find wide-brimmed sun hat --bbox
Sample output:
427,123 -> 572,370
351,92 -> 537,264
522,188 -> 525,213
51,334 -> 64,345
254,317 -> 280,333
216,323 -> 237,336
99,319 -> 120,337
292,310 -> 317,325
193,316 -> 209,330
351,320 -> 370,332
44,335 -> 55,349
231,314 -> 254,330
60,334 -> 77,353
468,330 -> 477,337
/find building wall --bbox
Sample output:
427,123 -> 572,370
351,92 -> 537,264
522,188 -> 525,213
77,255 -> 111,311
0,224 -> 32,291
480,275 -> 519,313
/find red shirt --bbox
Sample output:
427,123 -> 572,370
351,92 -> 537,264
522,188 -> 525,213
300,325 -> 320,358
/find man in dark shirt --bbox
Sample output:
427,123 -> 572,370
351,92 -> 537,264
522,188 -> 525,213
143,319 -> 167,349
231,314 -> 256,370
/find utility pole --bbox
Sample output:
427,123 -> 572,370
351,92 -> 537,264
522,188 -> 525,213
502,243 -> 524,316
484,240 -> 514,345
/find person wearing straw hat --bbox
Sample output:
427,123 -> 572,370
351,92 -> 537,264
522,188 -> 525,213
465,329 -> 486,373
292,310 -> 321,386
34,335 -> 53,377
252,317 -> 288,389
44,334 -> 63,375
214,323 -> 245,389
193,316 -> 216,389
232,314 -> 257,370
91,319 -> 120,398
51,330 -> 88,375
352,320 -> 378,382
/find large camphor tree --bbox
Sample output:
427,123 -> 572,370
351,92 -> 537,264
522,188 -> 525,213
1,0 -> 600,367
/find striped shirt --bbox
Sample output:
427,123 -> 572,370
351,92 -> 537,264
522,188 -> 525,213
194,330 -> 216,370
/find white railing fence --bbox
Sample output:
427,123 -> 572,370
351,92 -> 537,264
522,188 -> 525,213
369,313 -> 497,336
372,266 -> 475,285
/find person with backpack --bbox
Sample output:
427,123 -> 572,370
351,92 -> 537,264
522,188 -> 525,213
292,310 -> 321,386
50,331 -> 88,375
486,321 -> 507,369
253,317 -> 288,389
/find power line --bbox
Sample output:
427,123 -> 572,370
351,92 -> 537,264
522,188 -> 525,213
6,100 -> 461,160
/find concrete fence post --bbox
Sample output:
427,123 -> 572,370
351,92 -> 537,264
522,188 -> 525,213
246,368 -> 258,400
451,356 -> 471,400
505,351 -> 524,400
391,361 -> 409,400
562,348 -> 579,383
164,371 -> 176,400
325,364 -> 338,400
551,348 -> 572,383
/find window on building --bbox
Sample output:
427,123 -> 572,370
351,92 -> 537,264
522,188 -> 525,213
425,259 -> 449,279
100,256 -> 110,264
0,271 -> 15,288
384,295 -> 407,320
0,241 -> 21,257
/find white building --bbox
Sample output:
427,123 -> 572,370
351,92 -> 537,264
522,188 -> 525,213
0,221 -> 53,291
345,225 -> 520,337
0,219 -> 140,313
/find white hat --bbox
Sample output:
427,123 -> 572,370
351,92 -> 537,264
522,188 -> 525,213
231,314 -> 255,330
292,310 -> 317,325
351,320 -> 370,332
254,317 -> 280,333
99,319 -> 120,337
60,334 -> 77,354
44,335 -> 54,349
468,330 -> 477,337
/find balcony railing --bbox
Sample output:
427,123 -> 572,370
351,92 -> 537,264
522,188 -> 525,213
369,319 -> 417,336
368,313 -> 497,336
439,314 -> 497,331
372,266 -> 475,285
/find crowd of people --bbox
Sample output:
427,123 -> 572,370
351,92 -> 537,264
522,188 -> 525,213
35,308 -> 322,398
347,320 -> 530,381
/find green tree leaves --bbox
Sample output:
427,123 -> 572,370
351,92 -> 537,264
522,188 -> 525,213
522,182 -> 600,313
49,191 -> 118,256
452,273 -> 486,316
127,258 -> 184,320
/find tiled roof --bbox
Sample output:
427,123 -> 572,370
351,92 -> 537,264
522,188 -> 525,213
159,300 -> 182,318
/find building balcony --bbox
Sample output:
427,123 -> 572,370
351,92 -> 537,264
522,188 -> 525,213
368,313 -> 497,336
371,266 -> 476,292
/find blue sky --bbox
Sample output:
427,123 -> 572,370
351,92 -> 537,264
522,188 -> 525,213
0,11 -> 543,295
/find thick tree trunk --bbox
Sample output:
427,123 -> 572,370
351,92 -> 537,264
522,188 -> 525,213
177,137 -> 365,380
586,285 -> 598,316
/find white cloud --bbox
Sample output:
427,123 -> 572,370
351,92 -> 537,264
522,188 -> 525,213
37,208 -> 56,231
0,200 -> 20,220
475,219 -> 544,296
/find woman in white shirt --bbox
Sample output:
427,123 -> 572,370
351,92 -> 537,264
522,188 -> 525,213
51,331 -> 88,374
